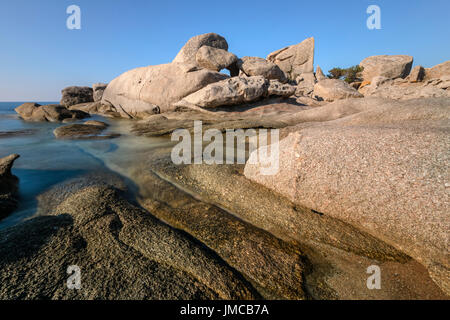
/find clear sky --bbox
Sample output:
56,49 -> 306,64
0,0 -> 449,101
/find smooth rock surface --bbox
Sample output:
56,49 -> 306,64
173,33 -> 228,66
313,79 -> 363,101
359,55 -> 413,82
102,62 -> 228,116
245,97 -> 450,294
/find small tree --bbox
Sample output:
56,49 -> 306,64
327,65 -> 364,83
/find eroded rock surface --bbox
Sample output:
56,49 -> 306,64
0,173 -> 258,300
245,97 -> 450,294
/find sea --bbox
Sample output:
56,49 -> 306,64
0,102 -> 169,229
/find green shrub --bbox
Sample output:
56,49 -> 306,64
327,65 -> 364,83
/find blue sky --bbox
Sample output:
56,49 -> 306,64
0,0 -> 449,101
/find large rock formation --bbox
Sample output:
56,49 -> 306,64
0,154 -> 20,220
244,97 -> 450,294
15,103 -> 89,122
60,86 -> 94,107
175,76 -> 295,110
313,79 -> 363,101
359,55 -> 413,82
267,37 -> 314,81
237,57 -> 287,82
102,62 -> 228,117
424,61 -> 450,80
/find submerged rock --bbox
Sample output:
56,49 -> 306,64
53,122 -> 119,140
0,154 -> 20,220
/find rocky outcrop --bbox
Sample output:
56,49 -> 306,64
92,83 -> 108,102
0,173 -> 258,299
359,76 -> 450,100
315,66 -> 327,81
406,65 -> 425,82
267,37 -> 314,81
245,97 -> 450,294
15,103 -> 89,122
195,46 -> 237,72
295,73 -> 316,97
0,154 -> 20,220
359,55 -> 413,82
237,57 -> 287,82
173,33 -> 228,66
53,121 -> 119,140
60,86 -> 94,107
102,62 -> 228,117
424,61 -> 450,80
175,76 -> 295,110
313,79 -> 363,101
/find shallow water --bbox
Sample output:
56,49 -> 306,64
0,102 -> 170,229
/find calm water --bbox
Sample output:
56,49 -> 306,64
0,102 -> 169,229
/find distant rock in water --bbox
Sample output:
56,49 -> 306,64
15,103 -> 89,122
0,154 -> 20,220
60,86 -> 94,107
53,121 -> 119,140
